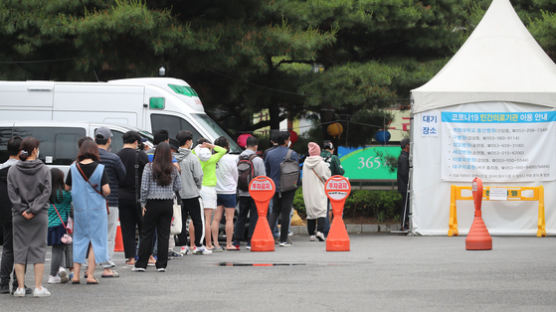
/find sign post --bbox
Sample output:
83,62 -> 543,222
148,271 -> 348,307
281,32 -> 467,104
325,175 -> 351,252
249,176 -> 276,252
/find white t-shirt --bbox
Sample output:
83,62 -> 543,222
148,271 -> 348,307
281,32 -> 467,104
215,154 -> 238,194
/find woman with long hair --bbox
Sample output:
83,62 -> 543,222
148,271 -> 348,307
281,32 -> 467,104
65,140 -> 110,284
7,137 -> 52,297
134,142 -> 181,272
47,168 -> 73,284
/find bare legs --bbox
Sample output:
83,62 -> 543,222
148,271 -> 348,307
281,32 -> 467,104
72,246 -> 96,283
14,263 -> 46,290
204,209 -> 214,249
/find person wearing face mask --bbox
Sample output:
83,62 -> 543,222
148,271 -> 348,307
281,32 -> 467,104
117,131 -> 149,265
174,130 -> 209,255
7,137 -> 52,297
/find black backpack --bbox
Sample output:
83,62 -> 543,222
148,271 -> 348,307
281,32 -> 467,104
237,154 -> 257,192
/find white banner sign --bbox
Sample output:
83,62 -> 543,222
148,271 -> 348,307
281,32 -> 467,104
441,111 -> 556,182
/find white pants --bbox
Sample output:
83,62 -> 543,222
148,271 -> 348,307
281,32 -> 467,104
104,206 -> 119,268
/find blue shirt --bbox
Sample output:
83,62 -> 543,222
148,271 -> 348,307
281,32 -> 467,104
264,146 -> 299,190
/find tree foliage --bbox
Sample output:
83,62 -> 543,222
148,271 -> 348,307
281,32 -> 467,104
0,0 -> 553,147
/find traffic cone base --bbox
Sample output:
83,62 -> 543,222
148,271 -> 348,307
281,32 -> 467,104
114,220 -> 124,252
326,218 -> 350,252
250,217 -> 275,252
466,216 -> 492,250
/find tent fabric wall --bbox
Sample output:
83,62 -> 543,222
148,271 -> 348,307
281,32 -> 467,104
410,0 -> 556,235
412,0 -> 556,114
412,102 -> 556,235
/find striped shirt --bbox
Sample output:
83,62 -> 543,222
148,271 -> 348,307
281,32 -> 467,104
48,190 -> 72,227
140,163 -> 181,206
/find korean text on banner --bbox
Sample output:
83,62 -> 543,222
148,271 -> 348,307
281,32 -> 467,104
441,112 -> 556,182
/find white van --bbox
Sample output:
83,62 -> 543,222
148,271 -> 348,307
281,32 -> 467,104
0,121 -> 153,171
0,77 -> 241,153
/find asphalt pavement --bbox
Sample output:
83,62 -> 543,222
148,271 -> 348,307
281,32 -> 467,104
2,234 -> 556,311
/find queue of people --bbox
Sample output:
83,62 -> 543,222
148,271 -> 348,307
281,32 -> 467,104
0,127 -> 344,297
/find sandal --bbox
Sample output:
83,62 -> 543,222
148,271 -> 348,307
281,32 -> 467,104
101,271 -> 120,278
71,280 -> 80,284
86,279 -> 99,285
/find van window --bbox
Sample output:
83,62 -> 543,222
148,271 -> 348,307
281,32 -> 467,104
1,127 -> 86,165
151,114 -> 202,144
0,127 -> 15,163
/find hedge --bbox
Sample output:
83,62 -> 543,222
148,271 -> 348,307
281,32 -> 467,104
293,187 -> 402,222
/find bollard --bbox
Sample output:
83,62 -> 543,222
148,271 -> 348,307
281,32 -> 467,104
249,176 -> 276,252
325,175 -> 351,252
465,177 -> 492,250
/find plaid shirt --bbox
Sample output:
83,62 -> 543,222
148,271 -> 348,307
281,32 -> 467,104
140,163 -> 181,206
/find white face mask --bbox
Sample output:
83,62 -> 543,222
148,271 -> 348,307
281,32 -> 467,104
287,141 -> 291,148
36,148 -> 40,159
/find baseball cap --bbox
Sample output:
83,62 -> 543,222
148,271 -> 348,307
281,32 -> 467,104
95,127 -> 113,140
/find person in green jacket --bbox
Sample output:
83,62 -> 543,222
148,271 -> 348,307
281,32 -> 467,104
320,141 -> 344,236
192,138 -> 227,251
321,141 -> 344,176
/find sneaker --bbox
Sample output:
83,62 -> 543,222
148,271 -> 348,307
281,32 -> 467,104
168,250 -> 183,258
246,244 -> 251,250
157,268 -> 166,272
279,241 -> 292,247
13,287 -> 25,297
288,231 -> 294,237
103,261 -> 116,269
58,268 -> 69,283
0,283 -> 10,294
193,246 -> 212,255
316,231 -> 325,241
33,287 -> 51,297
179,246 -> 190,255
132,267 -> 146,272
47,275 -> 61,284
309,235 -> 316,241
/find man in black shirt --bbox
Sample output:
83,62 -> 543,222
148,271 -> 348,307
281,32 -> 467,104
117,131 -> 149,266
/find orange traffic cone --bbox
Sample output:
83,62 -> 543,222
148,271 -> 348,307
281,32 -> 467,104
466,177 -> 492,250
114,219 -> 124,252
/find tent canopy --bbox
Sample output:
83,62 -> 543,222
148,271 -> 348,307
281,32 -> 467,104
411,0 -> 556,113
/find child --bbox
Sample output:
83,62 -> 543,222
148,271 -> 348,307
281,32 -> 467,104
47,168 -> 73,284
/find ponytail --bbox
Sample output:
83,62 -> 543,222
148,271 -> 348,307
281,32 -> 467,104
19,137 -> 40,161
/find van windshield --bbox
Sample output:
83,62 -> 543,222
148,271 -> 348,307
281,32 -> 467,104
191,114 -> 241,154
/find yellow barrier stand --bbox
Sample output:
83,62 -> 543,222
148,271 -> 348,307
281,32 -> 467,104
448,185 -> 546,237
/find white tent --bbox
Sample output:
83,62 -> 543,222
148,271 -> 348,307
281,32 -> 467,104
410,0 -> 556,235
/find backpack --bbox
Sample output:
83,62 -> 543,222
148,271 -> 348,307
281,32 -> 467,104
237,154 -> 257,192
279,149 -> 299,192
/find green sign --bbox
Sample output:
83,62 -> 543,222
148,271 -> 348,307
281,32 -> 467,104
338,146 -> 401,180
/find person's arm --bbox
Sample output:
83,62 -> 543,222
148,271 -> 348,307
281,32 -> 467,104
192,158 -> 204,189
231,157 -> 239,183
29,168 -> 52,215
115,156 -> 127,183
140,164 -> 152,207
65,170 -> 72,191
398,156 -> 409,185
172,168 -> 182,193
7,169 -> 24,215
210,145 -> 227,163
333,155 -> 345,176
101,169 -> 111,196
254,157 -> 266,177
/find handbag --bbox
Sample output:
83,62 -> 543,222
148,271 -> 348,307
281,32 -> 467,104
52,203 -> 72,245
76,162 -> 110,215
311,167 -> 327,184
170,196 -> 182,235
